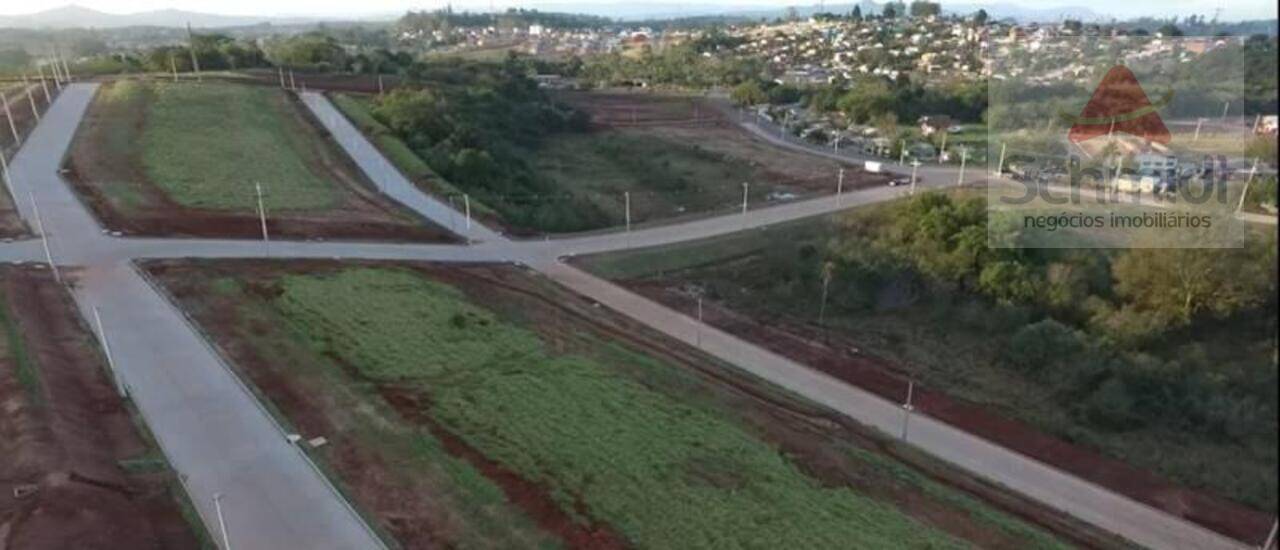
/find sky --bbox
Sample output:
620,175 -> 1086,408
1,0 -> 1276,21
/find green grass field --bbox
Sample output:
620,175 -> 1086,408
523,130 -> 768,225
138,81 -> 341,210
579,194 -> 1279,515
242,265 -> 1065,549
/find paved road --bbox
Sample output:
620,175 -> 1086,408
302,91 -> 1253,550
0,83 -> 1260,550
5,83 -> 386,550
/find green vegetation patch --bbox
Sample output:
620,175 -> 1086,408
272,267 -> 969,549
581,191 -> 1279,513
140,82 -> 340,210
0,290 -> 42,404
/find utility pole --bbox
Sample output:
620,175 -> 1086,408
997,142 -> 1007,175
898,141 -> 906,166
900,380 -> 915,440
289,70 -> 296,91
624,191 -> 631,233
464,194 -> 472,231
171,53 -> 179,82
35,67 -> 51,103
49,60 -> 63,91
957,147 -> 967,186
909,160 -> 920,195
939,132 -> 948,161
378,74 -> 385,96
1237,158 -> 1259,214
1220,100 -> 1229,123
186,23 -> 202,82
1193,117 -> 1204,142
92,306 -> 127,397
213,493 -> 232,550
696,296 -> 703,347
278,67 -> 285,89
818,261 -> 834,325
25,89 -> 39,122
0,150 -> 12,194
740,182 -> 749,216
1260,519 -> 1277,550
836,167 -> 844,203
61,55 -> 72,82
255,182 -> 269,252
2,92 -> 19,144
833,135 -> 841,153
28,191 -> 60,283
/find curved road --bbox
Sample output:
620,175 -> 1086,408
0,83 -> 1261,550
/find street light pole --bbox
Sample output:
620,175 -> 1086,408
27,86 -> 41,121
909,160 -> 920,195
624,191 -> 631,233
900,380 -> 915,440
836,168 -> 844,203
255,183 -> 269,253
93,306 -> 127,397
740,182 -> 749,217
213,492 -> 232,550
28,191 -> 60,283
2,92 -> 19,143
696,296 -> 703,347
1237,158 -> 1259,214
957,147 -> 967,187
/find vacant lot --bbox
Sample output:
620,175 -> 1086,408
332,87 -> 887,235
149,260 -> 1082,549
530,92 -> 889,228
0,266 -> 204,549
65,80 -> 450,241
578,191 -> 1278,544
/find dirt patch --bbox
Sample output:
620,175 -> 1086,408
147,259 -> 1128,550
0,266 -> 199,549
63,81 -> 455,243
622,280 -> 1274,546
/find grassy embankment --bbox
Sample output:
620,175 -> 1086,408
83,80 -> 350,212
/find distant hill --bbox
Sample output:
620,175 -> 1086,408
0,4 -> 327,29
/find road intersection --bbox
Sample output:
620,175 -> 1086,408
0,82 -> 1259,550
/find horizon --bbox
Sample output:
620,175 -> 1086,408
1,1 -> 1277,23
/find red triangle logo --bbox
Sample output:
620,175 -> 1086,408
1068,65 -> 1171,144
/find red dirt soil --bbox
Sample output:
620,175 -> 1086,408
624,281 -> 1276,546
0,267 -> 199,550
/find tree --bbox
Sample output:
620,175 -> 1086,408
730,80 -> 767,106
909,1 -> 941,18
883,4 -> 897,19
837,79 -> 895,123
974,9 -> 989,26
850,5 -> 863,21
1111,245 -> 1275,325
